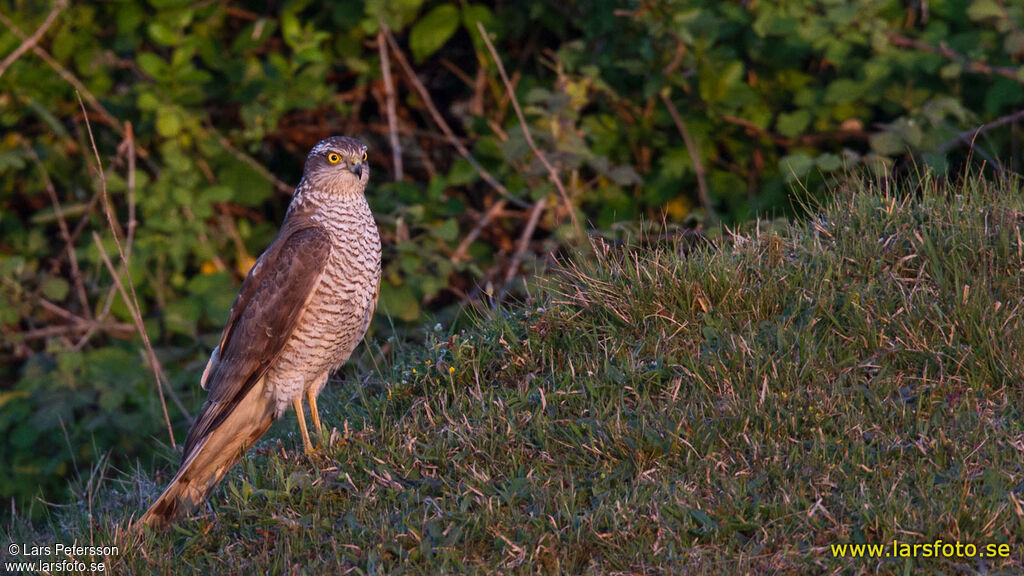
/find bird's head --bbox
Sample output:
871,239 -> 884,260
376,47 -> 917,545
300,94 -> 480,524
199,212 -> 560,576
303,136 -> 370,193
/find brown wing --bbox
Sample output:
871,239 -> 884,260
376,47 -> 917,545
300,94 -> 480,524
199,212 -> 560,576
181,220 -> 331,461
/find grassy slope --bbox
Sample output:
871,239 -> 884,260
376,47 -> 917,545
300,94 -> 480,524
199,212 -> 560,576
7,173 -> 1024,574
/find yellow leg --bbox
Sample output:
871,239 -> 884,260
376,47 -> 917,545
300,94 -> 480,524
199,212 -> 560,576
293,396 -> 313,454
307,389 -> 322,436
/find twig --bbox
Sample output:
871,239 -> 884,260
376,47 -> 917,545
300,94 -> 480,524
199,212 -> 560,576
0,10 -> 152,163
939,119 -> 1001,170
91,232 -> 186,443
660,91 -> 716,221
24,145 -> 93,319
76,128 -> 139,349
217,209 -> 254,277
936,109 -> 1024,156
121,122 -> 138,263
31,299 -> 135,341
17,321 -> 134,341
384,29 -> 527,217
721,114 -> 869,147
180,204 -> 228,271
37,298 -> 80,322
887,32 -> 1022,83
202,123 -> 293,195
78,95 -> 190,447
477,23 -> 581,238
453,199 -> 506,263
502,197 -> 547,293
0,0 -> 66,79
378,24 -> 403,181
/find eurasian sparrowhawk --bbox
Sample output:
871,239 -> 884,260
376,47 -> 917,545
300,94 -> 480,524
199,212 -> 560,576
139,136 -> 382,527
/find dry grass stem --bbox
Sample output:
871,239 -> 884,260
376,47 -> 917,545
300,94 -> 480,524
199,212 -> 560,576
78,95 -> 190,446
0,0 -> 66,79
378,24 -> 403,182
383,27 -> 527,263
502,196 -> 547,294
477,23 -> 581,238
660,91 -> 716,221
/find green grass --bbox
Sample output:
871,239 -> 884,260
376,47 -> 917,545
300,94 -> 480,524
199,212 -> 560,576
6,172 -> 1024,574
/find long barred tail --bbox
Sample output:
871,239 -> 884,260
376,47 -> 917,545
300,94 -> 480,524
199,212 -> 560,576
137,378 -> 276,528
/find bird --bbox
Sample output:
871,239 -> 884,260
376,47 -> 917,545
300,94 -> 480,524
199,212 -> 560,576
137,136 -> 382,527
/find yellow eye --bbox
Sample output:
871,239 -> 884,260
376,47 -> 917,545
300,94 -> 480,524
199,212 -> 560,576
362,151 -> 367,163
327,152 -> 340,164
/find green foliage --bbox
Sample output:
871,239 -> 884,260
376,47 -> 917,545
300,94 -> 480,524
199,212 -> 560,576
1,0 -> 1024,515
9,172 -> 1024,573
409,5 -> 459,62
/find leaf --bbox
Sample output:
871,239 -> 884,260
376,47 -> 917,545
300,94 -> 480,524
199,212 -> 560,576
219,158 -> 273,206
433,218 -> 459,242
137,53 -> 167,79
446,158 -> 479,186
231,19 -> 278,53
824,79 -> 863,105
891,119 -> 923,147
0,150 -> 26,171
779,153 -> 814,182
609,165 -> 642,186
461,4 -> 494,32
163,297 -> 201,336
378,282 -> 421,322
41,277 -> 69,301
410,5 -> 460,62
966,0 -> 1003,21
148,22 -> 179,46
1005,32 -> 1024,56
869,131 -> 904,156
776,110 -> 811,138
137,91 -> 160,111
462,4 -> 494,52
155,108 -> 182,137
984,78 -> 1024,114
699,60 -> 744,104
816,153 -> 843,172
922,152 -> 949,173
0,390 -> 29,410
939,62 -> 962,80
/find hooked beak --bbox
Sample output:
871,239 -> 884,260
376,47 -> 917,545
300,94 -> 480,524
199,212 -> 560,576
349,162 -> 363,178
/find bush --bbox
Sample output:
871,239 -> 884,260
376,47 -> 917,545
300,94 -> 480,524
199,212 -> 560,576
1,0 -> 1022,513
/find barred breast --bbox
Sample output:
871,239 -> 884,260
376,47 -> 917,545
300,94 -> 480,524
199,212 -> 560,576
264,194 -> 381,416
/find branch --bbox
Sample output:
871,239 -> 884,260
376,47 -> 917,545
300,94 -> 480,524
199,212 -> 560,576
202,122 -> 293,195
0,10 -> 152,162
24,145 -> 92,319
384,28 -> 517,202
660,91 -> 716,221
721,115 -> 869,147
0,0 -> 66,79
501,196 -> 547,296
378,24 -> 403,182
78,95 -> 190,449
384,27 -> 530,264
477,23 -> 581,238
17,321 -> 135,342
887,32 -> 1022,83
121,122 -> 138,264
936,109 -> 1024,155
452,199 -> 506,264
